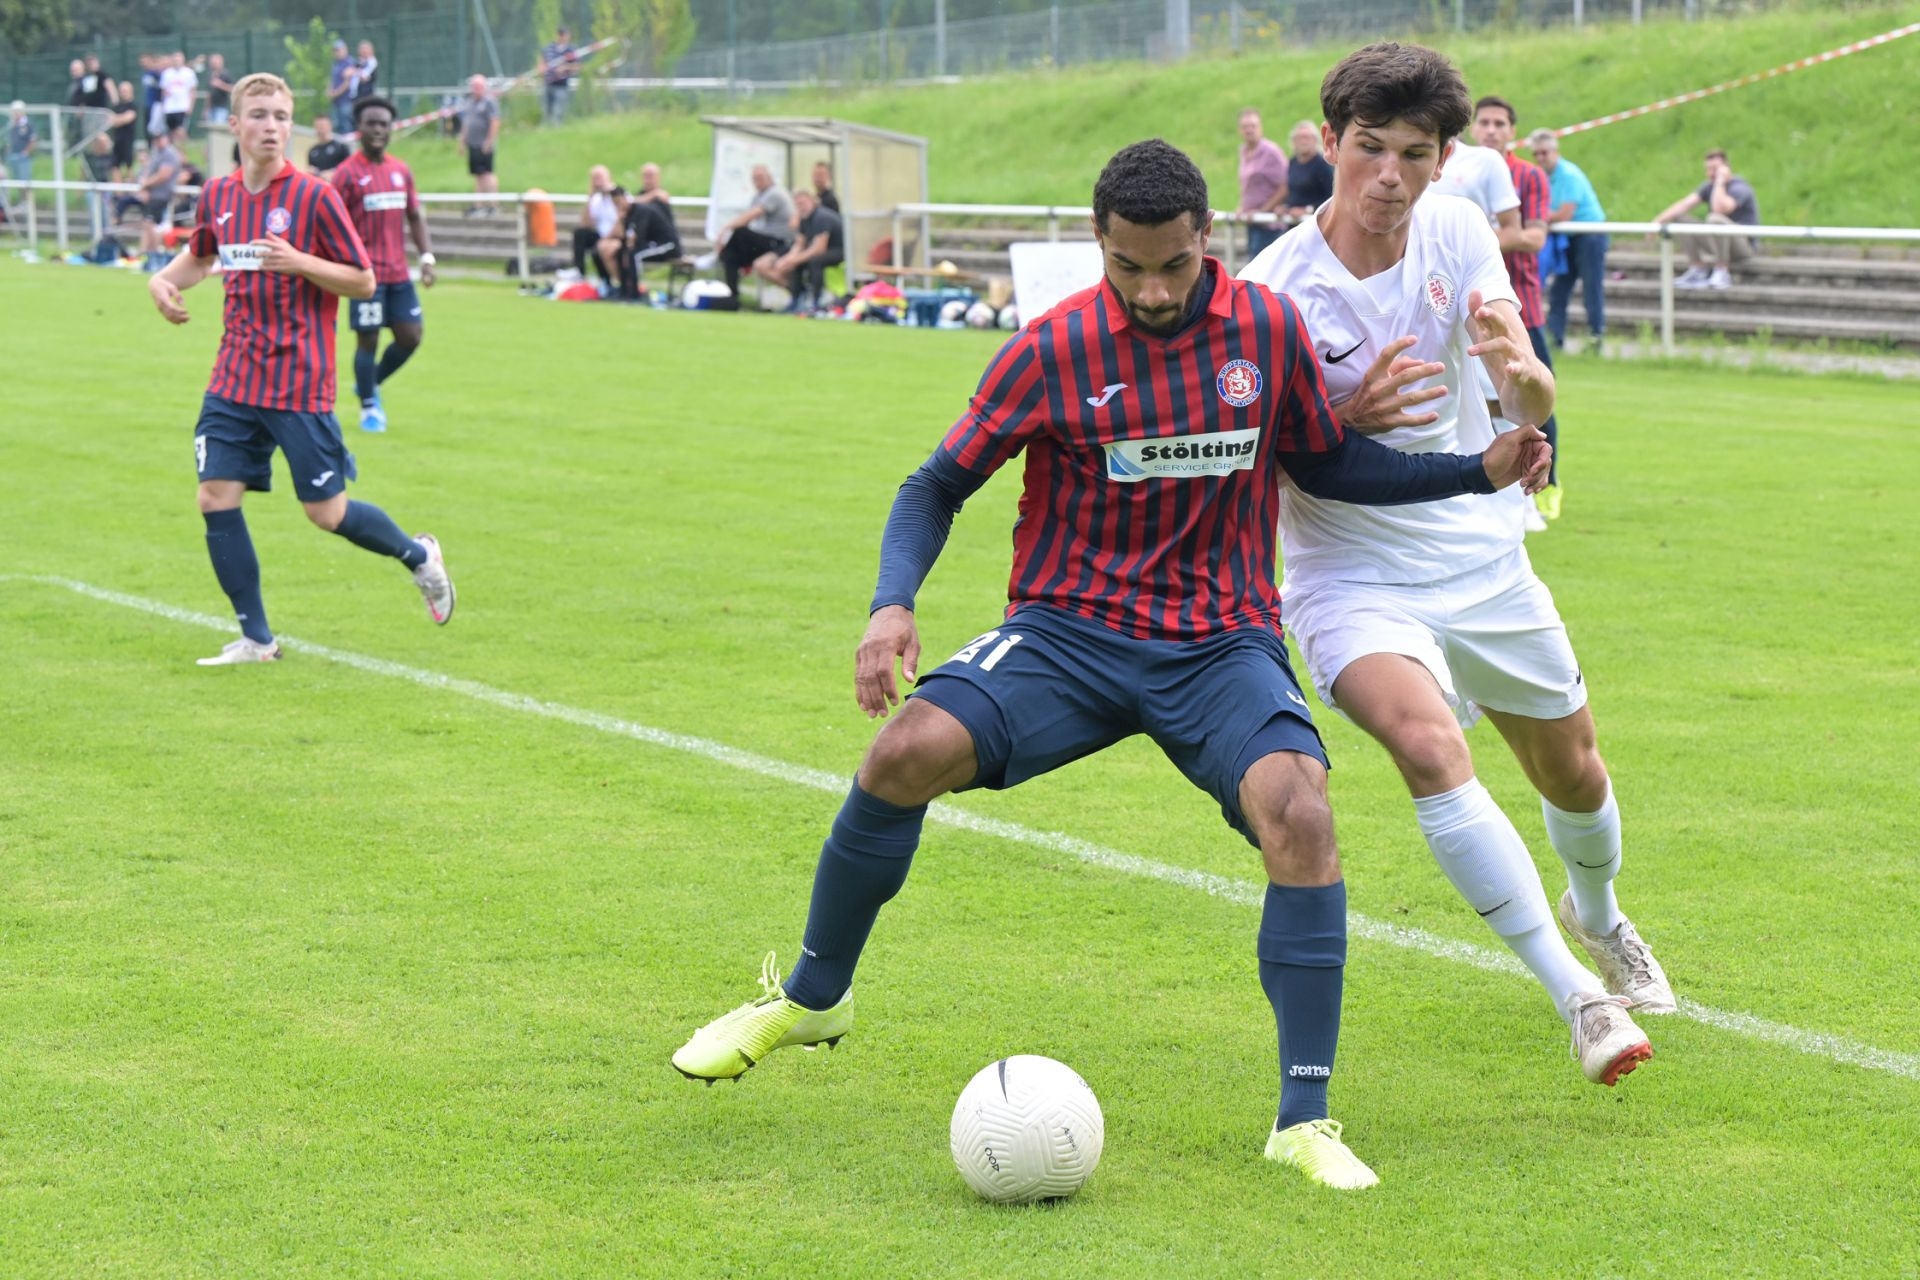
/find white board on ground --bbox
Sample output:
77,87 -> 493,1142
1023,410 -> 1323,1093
1009,241 -> 1104,322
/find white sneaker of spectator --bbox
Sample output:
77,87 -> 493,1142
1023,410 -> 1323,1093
1706,267 -> 1732,290
1674,266 -> 1712,290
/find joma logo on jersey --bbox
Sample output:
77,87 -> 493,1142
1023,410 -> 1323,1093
1104,427 -> 1260,483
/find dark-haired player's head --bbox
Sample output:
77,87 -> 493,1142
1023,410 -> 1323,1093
1317,42 -> 1472,237
1472,94 -> 1518,154
353,95 -> 395,156
1090,139 -> 1214,337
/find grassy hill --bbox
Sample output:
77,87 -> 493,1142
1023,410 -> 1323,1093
396,2 -> 1920,229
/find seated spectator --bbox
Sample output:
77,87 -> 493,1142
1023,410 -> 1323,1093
307,116 -> 349,178
1279,119 -> 1334,226
617,162 -> 682,298
715,163 -> 795,303
572,164 -> 622,289
766,189 -> 844,312
170,128 -> 205,224
1655,148 -> 1761,290
134,129 -> 181,272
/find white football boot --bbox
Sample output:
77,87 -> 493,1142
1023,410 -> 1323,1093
411,533 -> 456,625
197,637 -> 283,666
1557,891 -> 1677,1013
1565,991 -> 1653,1087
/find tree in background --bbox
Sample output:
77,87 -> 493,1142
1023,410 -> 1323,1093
0,0 -> 71,52
282,16 -> 339,123
590,0 -> 696,78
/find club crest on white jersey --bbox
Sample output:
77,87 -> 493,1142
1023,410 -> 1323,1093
1424,271 -> 1456,317
1105,427 -> 1260,483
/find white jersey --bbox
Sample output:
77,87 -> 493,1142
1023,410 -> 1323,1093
1240,195 -> 1522,589
160,66 -> 198,114
1428,140 -> 1519,225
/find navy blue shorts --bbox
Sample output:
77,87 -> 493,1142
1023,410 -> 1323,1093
347,280 -> 423,333
911,603 -> 1328,847
193,393 -> 356,503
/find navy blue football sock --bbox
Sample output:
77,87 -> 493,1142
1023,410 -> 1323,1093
354,347 -> 377,405
1258,881 -> 1348,1130
782,780 -> 926,1011
331,500 -> 427,569
375,340 -> 416,385
203,507 -> 273,644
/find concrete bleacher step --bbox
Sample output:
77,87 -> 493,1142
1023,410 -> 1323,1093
1606,249 -> 1920,291
1605,276 -> 1920,320
1604,302 -> 1920,347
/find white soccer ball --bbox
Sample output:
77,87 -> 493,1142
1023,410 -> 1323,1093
965,300 -> 997,329
938,298 -> 971,327
995,304 -> 1020,330
950,1055 -> 1104,1204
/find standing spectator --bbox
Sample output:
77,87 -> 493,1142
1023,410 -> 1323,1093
161,52 -> 198,134
4,102 -> 33,219
134,128 -> 180,271
354,41 -> 380,104
329,39 -> 356,133
108,83 -> 139,180
714,163 -> 794,304
205,54 -> 233,126
83,129 -> 115,235
307,116 -> 350,178
769,188 -> 844,312
78,55 -> 115,110
461,76 -> 501,216
573,164 -> 622,289
1278,119 -> 1333,225
65,59 -> 88,109
1474,95 -> 1563,524
140,54 -> 166,139
1655,148 -> 1761,290
1526,128 -> 1608,352
1236,108 -> 1288,260
618,161 -> 682,297
811,160 -> 839,213
541,27 -> 579,125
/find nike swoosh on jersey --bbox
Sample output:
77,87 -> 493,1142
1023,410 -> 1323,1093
1324,340 -> 1365,364
1085,383 -> 1128,408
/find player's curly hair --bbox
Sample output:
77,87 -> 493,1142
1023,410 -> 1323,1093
1320,42 -> 1471,145
352,95 -> 396,124
1092,140 -> 1210,233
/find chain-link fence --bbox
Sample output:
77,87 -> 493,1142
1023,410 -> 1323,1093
5,0 -> 1774,105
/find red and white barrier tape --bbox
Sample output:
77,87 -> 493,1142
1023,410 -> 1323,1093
1551,20 -> 1920,137
344,35 -> 623,142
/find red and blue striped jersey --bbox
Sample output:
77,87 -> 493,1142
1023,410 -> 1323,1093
1504,152 -> 1549,329
189,162 -> 370,413
940,257 -> 1345,641
331,150 -> 418,284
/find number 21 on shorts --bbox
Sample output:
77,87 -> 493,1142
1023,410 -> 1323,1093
949,629 -> 1023,672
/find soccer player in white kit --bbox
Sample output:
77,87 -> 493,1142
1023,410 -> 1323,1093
1242,42 -> 1675,1088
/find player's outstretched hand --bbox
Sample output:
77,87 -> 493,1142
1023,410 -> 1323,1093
1464,289 -> 1537,386
1329,335 -> 1446,434
855,604 -> 922,720
1482,423 -> 1554,495
254,233 -> 308,276
149,273 -> 190,325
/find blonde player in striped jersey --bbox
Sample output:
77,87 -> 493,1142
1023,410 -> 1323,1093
1242,42 -> 1674,1088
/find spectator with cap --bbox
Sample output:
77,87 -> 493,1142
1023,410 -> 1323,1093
1655,148 -> 1761,290
1526,127 -> 1609,351
1236,108 -> 1288,259
541,27 -> 580,125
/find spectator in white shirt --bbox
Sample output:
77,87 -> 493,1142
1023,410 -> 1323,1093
160,52 -> 197,134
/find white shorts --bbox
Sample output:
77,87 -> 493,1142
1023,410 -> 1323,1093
1284,546 -> 1588,729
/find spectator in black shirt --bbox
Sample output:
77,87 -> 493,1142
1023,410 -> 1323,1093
205,54 -> 233,126
769,188 -> 844,311
307,116 -> 349,177
810,160 -> 839,214
109,84 -> 140,180
1279,119 -> 1334,226
617,161 -> 682,297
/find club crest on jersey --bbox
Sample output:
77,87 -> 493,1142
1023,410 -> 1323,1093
1423,271 -> 1456,317
391,171 -> 405,187
1215,359 -> 1263,407
266,206 -> 292,235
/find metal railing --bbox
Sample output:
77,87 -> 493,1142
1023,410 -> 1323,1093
9,182 -> 1915,354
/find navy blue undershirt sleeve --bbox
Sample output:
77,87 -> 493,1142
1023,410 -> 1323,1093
1276,429 -> 1496,505
870,449 -> 990,614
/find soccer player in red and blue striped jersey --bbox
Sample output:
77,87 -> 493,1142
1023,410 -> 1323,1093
333,95 -> 436,433
147,73 -> 455,665
671,140 -> 1550,1190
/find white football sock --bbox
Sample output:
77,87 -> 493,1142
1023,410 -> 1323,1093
1415,779 -> 1598,1016
1543,786 -> 1624,934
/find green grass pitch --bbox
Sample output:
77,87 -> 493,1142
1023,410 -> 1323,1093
1,258 -> 1916,1277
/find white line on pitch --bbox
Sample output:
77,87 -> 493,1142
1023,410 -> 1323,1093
13,572 -> 1920,1083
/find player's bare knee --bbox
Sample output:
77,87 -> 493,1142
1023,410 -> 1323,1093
302,499 -> 345,531
1537,747 -> 1609,812
1385,715 -> 1472,795
1240,755 -> 1340,884
857,704 -> 976,806
197,482 -> 242,514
